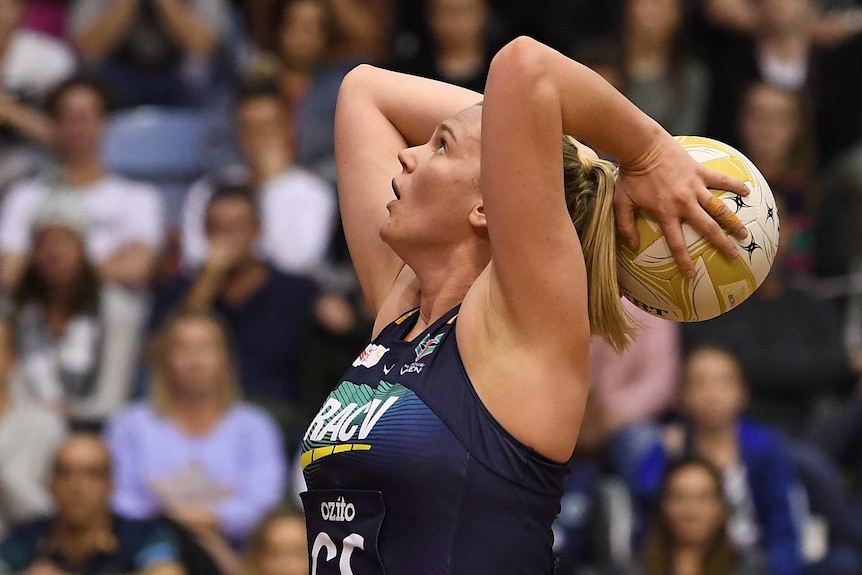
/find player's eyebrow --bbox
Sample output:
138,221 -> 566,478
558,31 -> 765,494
440,123 -> 457,143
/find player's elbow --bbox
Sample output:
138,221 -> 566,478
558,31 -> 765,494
337,64 -> 378,103
488,36 -> 555,95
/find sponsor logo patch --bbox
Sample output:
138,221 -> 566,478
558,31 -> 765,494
352,344 -> 389,368
320,496 -> 356,522
399,332 -> 444,375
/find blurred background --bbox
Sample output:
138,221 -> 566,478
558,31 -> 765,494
0,0 -> 861,574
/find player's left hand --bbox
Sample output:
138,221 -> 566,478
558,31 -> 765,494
613,132 -> 750,278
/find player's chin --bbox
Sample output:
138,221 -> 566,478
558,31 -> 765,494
379,219 -> 396,244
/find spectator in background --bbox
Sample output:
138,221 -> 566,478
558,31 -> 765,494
619,0 -> 710,136
702,0 -> 862,165
0,315 -> 67,538
321,0 -> 392,64
703,0 -> 862,43
571,38 -> 624,92
274,0 -> 344,183
590,299 -> 681,486
813,140 -> 862,278
636,345 -> 803,575
0,433 -> 185,575
150,184 -> 317,430
738,81 -> 817,276
9,194 -> 146,429
0,0 -> 75,189
105,310 -> 286,550
810,318 -> 862,522
69,0 -> 231,107
395,0 -> 504,94
228,0 -> 281,54
0,75 -> 165,292
611,459 -> 765,575
180,80 -> 334,278
681,195 -> 854,433
240,505 -> 307,575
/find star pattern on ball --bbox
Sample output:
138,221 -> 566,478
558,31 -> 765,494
742,238 -> 762,262
766,203 -> 775,225
732,195 -> 752,213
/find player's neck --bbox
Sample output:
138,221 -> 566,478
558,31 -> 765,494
405,263 -> 483,341
402,242 -> 489,340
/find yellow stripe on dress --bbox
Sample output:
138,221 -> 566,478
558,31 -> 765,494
301,444 -> 373,469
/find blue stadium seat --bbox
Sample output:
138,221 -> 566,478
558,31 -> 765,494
102,106 -> 212,179
101,106 -> 229,228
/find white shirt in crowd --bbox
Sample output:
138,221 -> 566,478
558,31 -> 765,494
181,166 -> 336,276
0,174 -> 165,262
0,402 -> 67,538
1,29 -> 76,102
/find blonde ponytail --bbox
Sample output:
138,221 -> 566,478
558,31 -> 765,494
562,136 -> 636,352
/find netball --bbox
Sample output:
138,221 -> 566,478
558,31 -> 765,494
616,136 -> 780,322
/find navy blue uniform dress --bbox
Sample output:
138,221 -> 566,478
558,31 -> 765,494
301,305 -> 569,574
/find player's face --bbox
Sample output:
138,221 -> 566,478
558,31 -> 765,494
164,318 -> 230,398
256,517 -> 309,575
662,465 -> 727,546
54,86 -> 105,162
681,349 -> 747,429
32,226 -> 87,289
382,105 -> 483,254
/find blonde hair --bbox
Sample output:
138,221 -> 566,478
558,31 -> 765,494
149,309 -> 240,415
562,136 -> 635,352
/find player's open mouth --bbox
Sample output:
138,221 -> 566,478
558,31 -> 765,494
391,179 -> 401,199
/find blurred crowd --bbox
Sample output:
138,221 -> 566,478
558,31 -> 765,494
0,0 -> 861,574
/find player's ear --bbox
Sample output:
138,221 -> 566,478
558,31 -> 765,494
468,201 -> 486,231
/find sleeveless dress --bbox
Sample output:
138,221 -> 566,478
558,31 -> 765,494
301,305 -> 569,574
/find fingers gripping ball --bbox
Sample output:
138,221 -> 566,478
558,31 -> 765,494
616,136 -> 779,322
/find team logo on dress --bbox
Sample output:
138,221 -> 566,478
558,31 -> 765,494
400,332 -> 444,375
352,343 -> 389,368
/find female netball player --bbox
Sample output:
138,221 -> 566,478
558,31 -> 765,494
300,36 -> 748,574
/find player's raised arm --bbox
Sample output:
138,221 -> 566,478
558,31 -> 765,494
480,37 -> 748,344
335,66 -> 481,314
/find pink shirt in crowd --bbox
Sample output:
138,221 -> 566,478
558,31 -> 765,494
590,299 -> 681,426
